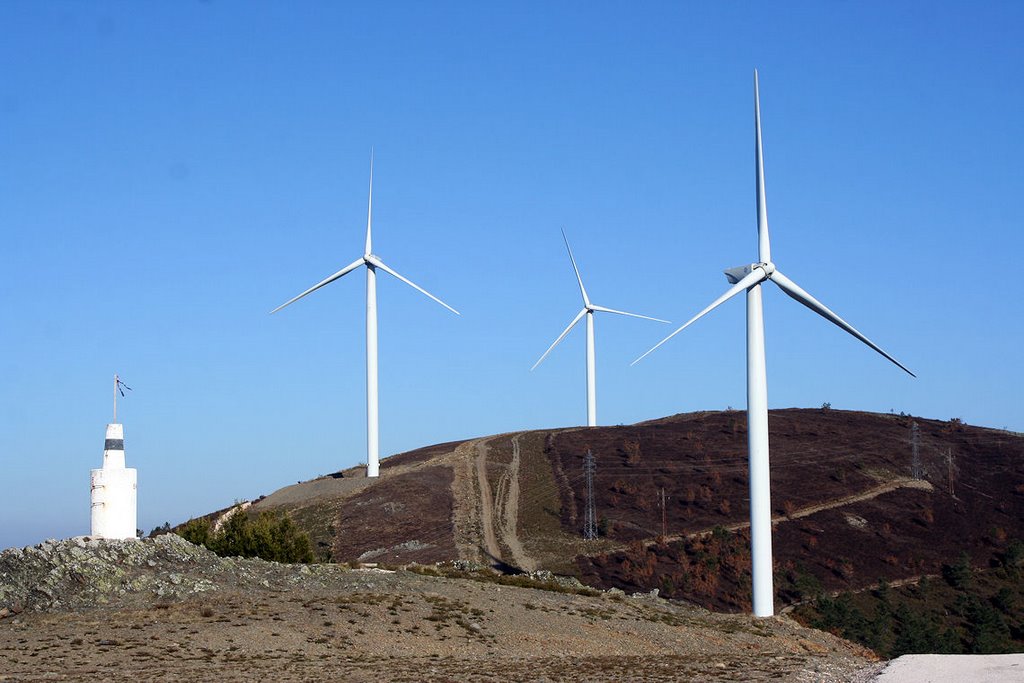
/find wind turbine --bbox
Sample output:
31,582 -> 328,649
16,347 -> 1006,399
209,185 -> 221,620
272,154 -> 459,478
533,229 -> 668,427
634,72 -> 914,617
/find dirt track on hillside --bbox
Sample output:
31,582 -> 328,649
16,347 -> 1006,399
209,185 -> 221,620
494,434 -> 535,571
636,477 -> 937,552
473,438 -> 501,562
452,433 -> 537,572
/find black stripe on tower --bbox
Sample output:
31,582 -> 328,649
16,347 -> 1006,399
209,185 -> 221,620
104,439 -> 125,451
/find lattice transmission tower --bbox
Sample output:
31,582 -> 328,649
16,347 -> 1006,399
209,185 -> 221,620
945,447 -> 956,496
583,449 -> 597,540
911,421 -> 923,480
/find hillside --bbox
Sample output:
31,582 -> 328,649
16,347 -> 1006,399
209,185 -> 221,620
226,409 -> 1022,649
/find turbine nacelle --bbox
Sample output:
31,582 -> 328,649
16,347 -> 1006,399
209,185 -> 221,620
724,262 -> 775,285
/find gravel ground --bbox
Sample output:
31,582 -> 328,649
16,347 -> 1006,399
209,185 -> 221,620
0,536 -> 881,682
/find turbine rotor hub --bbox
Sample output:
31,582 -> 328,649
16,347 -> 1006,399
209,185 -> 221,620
724,261 -> 775,284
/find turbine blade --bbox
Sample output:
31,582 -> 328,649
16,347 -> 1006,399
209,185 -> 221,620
365,255 -> 460,315
365,149 -> 374,256
270,256 -> 366,314
754,70 -> 771,263
531,308 -> 587,371
589,304 -> 670,323
770,270 -> 915,377
561,228 -> 590,306
631,268 -> 767,365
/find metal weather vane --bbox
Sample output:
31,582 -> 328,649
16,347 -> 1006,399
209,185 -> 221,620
113,374 -> 132,422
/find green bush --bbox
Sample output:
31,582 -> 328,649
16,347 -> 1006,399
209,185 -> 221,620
942,552 -> 973,591
959,594 -> 1012,653
890,603 -> 959,655
993,587 -> 1015,614
178,517 -> 211,547
1003,540 -> 1024,571
148,522 -> 172,538
176,509 -> 314,564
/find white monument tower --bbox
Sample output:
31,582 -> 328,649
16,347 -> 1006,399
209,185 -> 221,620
90,374 -> 137,539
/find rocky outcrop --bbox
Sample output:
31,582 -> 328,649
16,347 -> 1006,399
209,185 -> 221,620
0,534 -> 327,613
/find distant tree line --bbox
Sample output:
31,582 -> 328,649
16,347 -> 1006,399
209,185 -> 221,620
806,545 -> 1023,657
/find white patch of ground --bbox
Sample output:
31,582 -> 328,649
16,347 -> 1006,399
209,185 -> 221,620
872,654 -> 1024,682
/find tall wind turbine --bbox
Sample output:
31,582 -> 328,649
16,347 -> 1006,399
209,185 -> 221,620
272,154 -> 459,478
634,72 -> 914,617
533,229 -> 668,426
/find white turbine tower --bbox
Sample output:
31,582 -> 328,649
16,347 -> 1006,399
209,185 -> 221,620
634,71 -> 914,617
533,229 -> 668,426
272,154 -> 459,478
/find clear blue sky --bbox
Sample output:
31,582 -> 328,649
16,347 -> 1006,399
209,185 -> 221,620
2,2 -> 1021,549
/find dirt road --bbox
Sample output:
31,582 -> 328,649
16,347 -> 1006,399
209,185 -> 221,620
450,433 -> 536,572
473,438 -> 502,563
678,477 -> 933,546
494,434 -> 535,571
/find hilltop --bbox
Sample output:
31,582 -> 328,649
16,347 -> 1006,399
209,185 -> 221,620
244,410 -> 1019,586
239,408 -> 1023,652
